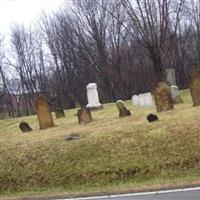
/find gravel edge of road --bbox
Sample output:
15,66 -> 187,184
1,180 -> 200,200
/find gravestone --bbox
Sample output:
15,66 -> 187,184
147,114 -> 159,123
132,93 -> 153,107
116,100 -> 131,117
132,95 -> 139,106
171,85 -> 183,104
35,95 -> 54,129
153,81 -> 174,112
86,83 -> 103,110
55,109 -> 65,118
166,68 -> 176,85
75,101 -> 81,108
19,122 -> 32,132
138,93 -> 153,107
166,68 -> 183,103
77,107 -> 92,124
189,70 -> 200,106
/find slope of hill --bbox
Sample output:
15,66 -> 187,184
0,90 -> 200,198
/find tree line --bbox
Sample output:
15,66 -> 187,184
0,0 -> 199,118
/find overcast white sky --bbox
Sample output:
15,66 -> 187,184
0,0 -> 66,34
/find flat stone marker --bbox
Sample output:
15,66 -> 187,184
55,109 -> 65,118
189,70 -> 200,106
35,95 -> 54,129
65,133 -> 80,141
86,83 -> 103,110
116,100 -> 131,117
171,85 -> 183,104
19,122 -> 32,132
166,68 -> 176,85
77,107 -> 92,124
153,81 -> 174,112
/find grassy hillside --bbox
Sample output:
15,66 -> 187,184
0,89 -> 200,197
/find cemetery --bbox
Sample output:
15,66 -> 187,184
0,87 -> 200,197
0,0 -> 200,198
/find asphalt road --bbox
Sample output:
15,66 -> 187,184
57,187 -> 200,200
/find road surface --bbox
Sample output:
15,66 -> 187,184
56,187 -> 200,200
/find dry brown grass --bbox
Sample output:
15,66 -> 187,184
0,89 -> 200,196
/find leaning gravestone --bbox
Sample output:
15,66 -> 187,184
86,83 -> 103,110
77,107 -> 92,124
55,108 -> 65,118
189,70 -> 200,106
35,96 -> 54,129
19,122 -> 33,133
153,82 -> 174,112
116,100 -> 131,117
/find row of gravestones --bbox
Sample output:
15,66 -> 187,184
19,95 -> 93,132
154,69 -> 200,111
131,68 -> 183,109
132,69 -> 200,111
19,97 -> 158,133
19,69 -> 200,132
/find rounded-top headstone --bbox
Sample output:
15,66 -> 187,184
116,100 -> 131,117
19,122 -> 33,133
116,100 -> 126,110
153,81 -> 174,112
147,114 -> 159,123
35,95 -> 54,129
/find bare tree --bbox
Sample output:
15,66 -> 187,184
122,0 -> 185,82
0,37 -> 15,117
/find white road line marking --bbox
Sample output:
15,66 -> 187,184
55,187 -> 200,200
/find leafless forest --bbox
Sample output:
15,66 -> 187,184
0,0 -> 199,118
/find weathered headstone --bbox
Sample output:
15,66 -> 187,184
75,101 -> 81,108
77,107 -> 92,124
116,100 -> 131,117
166,68 -> 176,85
86,83 -> 103,110
55,109 -> 65,118
189,70 -> 200,106
171,85 -> 183,104
35,95 -> 54,129
153,81 -> 174,112
19,122 -> 33,132
147,114 -> 159,123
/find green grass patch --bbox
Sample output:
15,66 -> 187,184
0,89 -> 200,197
